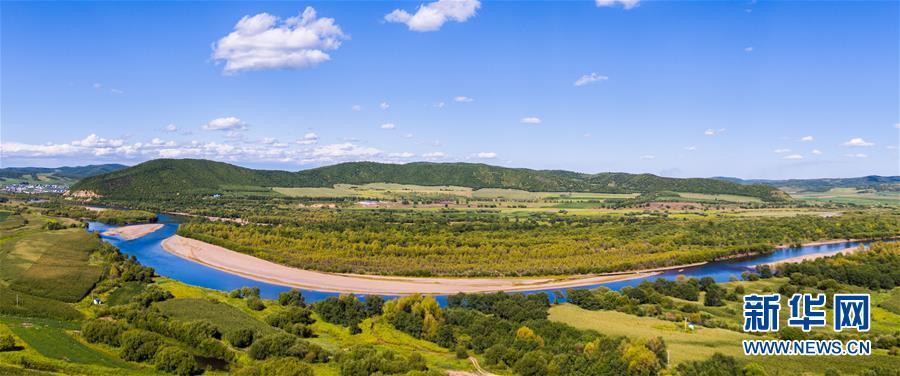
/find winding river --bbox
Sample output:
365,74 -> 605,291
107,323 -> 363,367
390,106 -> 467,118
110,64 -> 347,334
88,214 -> 880,304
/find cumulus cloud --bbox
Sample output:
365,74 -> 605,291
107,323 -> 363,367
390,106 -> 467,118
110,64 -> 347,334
434,101 -> 446,108
351,104 -> 362,112
783,154 -> 803,160
388,152 -> 415,158
72,134 -> 125,148
639,154 -> 655,160
422,151 -> 446,158
164,124 -> 178,132
800,135 -> 814,142
895,123 -> 899,129
385,0 -> 480,32
595,0 -> 640,9
845,153 -> 868,158
683,146 -> 696,151
203,117 -> 247,131
312,143 -> 381,158
842,138 -> 874,147
811,149 -> 822,155
773,148 -> 791,154
744,47 -> 753,52
380,102 -> 390,110
704,128 -> 726,136
454,96 -> 474,102
296,132 -> 319,145
212,7 -> 346,74
574,73 -> 608,86
520,117 -> 542,125
380,123 -> 396,130
476,151 -> 497,159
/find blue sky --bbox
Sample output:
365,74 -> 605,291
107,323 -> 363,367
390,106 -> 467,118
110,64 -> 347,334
1,0 -> 897,179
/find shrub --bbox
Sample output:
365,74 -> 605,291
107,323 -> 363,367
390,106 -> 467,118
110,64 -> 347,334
226,328 -> 256,348
0,335 -> 17,351
82,319 -> 125,346
266,307 -> 315,330
248,334 -> 297,360
120,330 -> 164,362
154,346 -> 201,376
133,285 -> 174,307
246,296 -> 265,311
278,289 -> 306,307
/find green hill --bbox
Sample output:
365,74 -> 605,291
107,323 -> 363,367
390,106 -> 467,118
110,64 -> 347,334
0,164 -> 127,184
72,159 -> 788,201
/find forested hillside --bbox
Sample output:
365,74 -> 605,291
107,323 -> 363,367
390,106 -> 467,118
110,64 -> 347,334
72,159 -> 788,201
715,175 -> 900,192
0,164 -> 127,184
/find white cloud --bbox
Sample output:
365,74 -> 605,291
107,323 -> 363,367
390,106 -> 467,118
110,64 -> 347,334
351,105 -> 362,112
639,154 -> 655,160
212,7 -> 346,74
894,123 -> 900,129
520,117 -> 542,125
595,0 -> 640,9
380,123 -> 396,130
453,96 -> 474,102
403,133 -> 414,139
783,154 -> 803,160
574,73 -> 608,86
704,128 -> 726,136
845,153 -> 868,158
312,143 -> 381,158
422,151 -> 446,158
72,134 -> 125,148
203,117 -> 247,131
773,148 -> 791,154
476,151 -> 497,159
380,102 -> 390,110
800,135 -> 814,142
261,137 -> 278,145
744,47 -> 753,52
683,146 -> 696,151
388,152 -> 415,158
1,142 -> 82,157
296,132 -> 319,145
811,149 -> 822,155
842,138 -> 874,147
385,0 -> 480,32
164,124 -> 178,132
92,83 -> 102,89
110,88 -> 124,95
434,101 -> 446,108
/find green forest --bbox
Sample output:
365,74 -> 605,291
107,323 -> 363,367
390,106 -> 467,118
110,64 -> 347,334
177,208 -> 899,276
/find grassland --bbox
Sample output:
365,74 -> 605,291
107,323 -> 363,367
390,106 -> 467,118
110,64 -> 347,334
792,188 -> 900,206
550,303 -> 900,374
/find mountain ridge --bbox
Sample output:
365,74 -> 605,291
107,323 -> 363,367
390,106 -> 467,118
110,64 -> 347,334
71,159 -> 789,201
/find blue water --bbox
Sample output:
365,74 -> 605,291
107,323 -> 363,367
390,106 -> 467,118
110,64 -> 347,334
89,214 -> 881,304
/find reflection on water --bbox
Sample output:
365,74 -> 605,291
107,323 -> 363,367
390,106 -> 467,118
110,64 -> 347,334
90,214 -> 879,304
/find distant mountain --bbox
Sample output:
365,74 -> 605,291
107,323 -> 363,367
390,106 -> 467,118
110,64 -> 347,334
72,159 -> 789,201
0,164 -> 128,184
713,176 -> 900,192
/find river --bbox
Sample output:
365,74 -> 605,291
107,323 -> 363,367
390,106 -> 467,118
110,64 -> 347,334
88,214 -> 880,304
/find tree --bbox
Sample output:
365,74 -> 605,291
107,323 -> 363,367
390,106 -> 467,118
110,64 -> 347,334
676,353 -> 741,376
704,285 -> 725,307
621,342 -> 660,376
278,289 -> 306,307
513,351 -> 549,376
82,319 -> 125,346
226,328 -> 256,348
246,296 -> 266,311
120,330 -> 164,362
154,346 -> 201,376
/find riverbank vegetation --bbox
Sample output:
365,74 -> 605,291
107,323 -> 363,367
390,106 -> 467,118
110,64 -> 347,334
176,209 -> 899,276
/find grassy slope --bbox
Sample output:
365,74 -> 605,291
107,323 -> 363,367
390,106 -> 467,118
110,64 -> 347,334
549,304 -> 900,375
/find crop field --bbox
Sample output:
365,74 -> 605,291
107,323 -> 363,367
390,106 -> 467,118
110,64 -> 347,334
2,228 -> 102,303
674,192 -> 763,203
0,315 -> 130,368
792,188 -> 900,206
549,303 -> 900,374
154,298 -> 280,337
105,281 -> 145,306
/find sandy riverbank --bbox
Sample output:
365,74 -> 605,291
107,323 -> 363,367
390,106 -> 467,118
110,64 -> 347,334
102,224 -> 164,240
763,246 -> 864,267
161,235 -> 672,295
